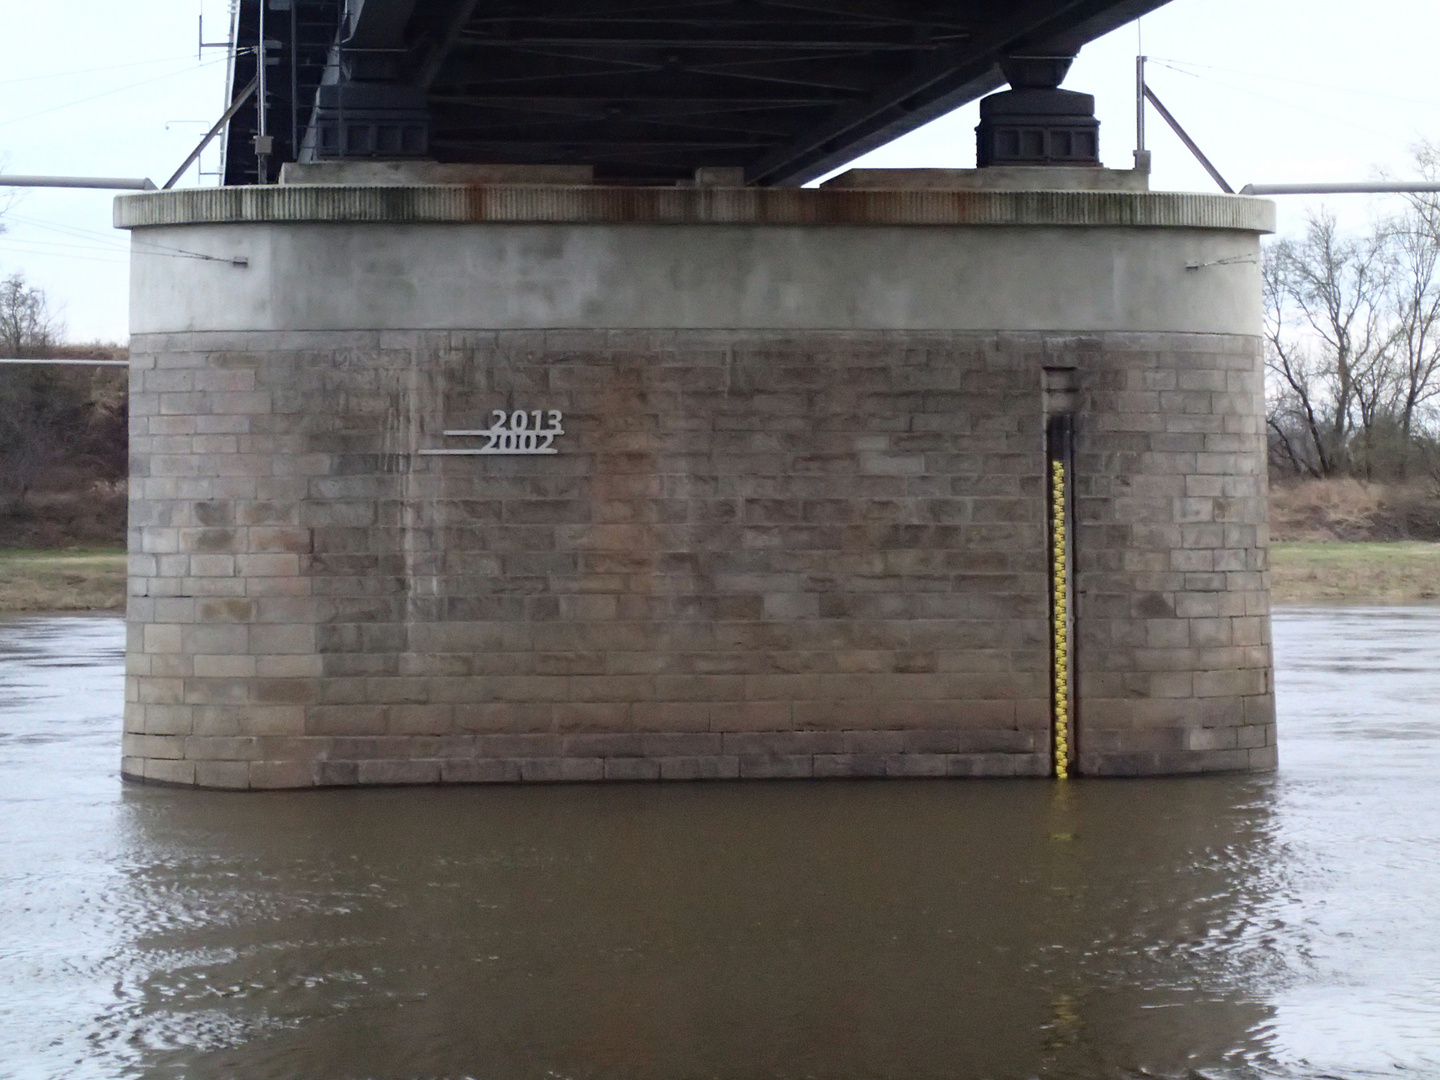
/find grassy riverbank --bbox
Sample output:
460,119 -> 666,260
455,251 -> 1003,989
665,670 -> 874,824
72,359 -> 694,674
1269,541 -> 1440,604
0,542 -> 1436,612
0,549 -> 126,613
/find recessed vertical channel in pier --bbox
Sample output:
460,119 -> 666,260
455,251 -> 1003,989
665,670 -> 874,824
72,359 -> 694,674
1045,369 -> 1078,778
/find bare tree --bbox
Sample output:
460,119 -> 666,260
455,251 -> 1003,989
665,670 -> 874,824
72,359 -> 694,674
1379,211 -> 1440,457
0,273 -> 59,356
1384,143 -> 1440,461
1264,210 -> 1392,477
1264,247 -> 1328,476
0,273 -> 65,508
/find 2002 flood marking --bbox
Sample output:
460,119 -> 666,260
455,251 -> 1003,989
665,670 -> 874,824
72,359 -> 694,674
420,409 -> 565,456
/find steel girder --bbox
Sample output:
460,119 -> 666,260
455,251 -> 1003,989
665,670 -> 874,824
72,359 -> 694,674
223,0 -> 1170,186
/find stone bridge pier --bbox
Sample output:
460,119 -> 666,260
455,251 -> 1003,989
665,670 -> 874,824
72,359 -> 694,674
116,167 -> 1276,788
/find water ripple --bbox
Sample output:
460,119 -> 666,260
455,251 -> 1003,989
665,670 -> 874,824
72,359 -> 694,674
1,611 -> 1439,1078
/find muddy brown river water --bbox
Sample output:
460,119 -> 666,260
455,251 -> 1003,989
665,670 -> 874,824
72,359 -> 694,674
1,609 -> 1438,1080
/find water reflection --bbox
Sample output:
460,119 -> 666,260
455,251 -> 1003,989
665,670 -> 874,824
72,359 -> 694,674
1,610 -> 1437,1079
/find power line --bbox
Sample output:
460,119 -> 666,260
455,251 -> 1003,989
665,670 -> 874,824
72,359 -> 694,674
3,213 -> 131,245
0,54 -> 233,130
1,213 -> 243,266
4,213 -> 242,265
0,53 -> 203,88
0,236 -> 128,257
0,243 -> 129,267
1147,55 -> 1440,110
1,216 -> 133,258
1144,63 -> 1417,147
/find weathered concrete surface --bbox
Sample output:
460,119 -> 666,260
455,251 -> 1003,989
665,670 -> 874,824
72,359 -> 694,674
118,182 -> 1275,787
127,223 -> 1263,337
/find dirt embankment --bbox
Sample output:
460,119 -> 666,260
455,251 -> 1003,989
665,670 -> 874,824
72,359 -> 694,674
0,343 -> 129,609
0,487 -> 127,612
0,486 -> 127,550
1268,479 -> 1440,604
1269,478 -> 1440,543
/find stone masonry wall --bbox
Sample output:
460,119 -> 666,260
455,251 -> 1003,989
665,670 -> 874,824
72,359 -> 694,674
1074,333 -> 1275,775
123,328 -> 1274,788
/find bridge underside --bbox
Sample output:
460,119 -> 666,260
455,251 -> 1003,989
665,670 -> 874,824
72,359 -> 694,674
223,0 -> 1167,186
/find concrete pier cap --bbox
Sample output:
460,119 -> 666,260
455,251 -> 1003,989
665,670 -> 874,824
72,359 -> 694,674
116,164 -> 1277,789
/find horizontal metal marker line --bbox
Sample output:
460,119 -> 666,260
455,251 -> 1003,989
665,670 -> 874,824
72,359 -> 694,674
417,448 -> 559,456
442,428 -> 564,437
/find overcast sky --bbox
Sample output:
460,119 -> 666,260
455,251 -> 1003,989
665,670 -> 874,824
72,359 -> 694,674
1,0 -> 1438,343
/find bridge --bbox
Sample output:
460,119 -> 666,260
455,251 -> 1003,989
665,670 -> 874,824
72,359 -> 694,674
222,0 -> 1169,185
115,0 -> 1276,789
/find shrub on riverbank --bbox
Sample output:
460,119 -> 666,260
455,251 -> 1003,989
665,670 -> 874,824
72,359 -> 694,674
0,344 -> 127,551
